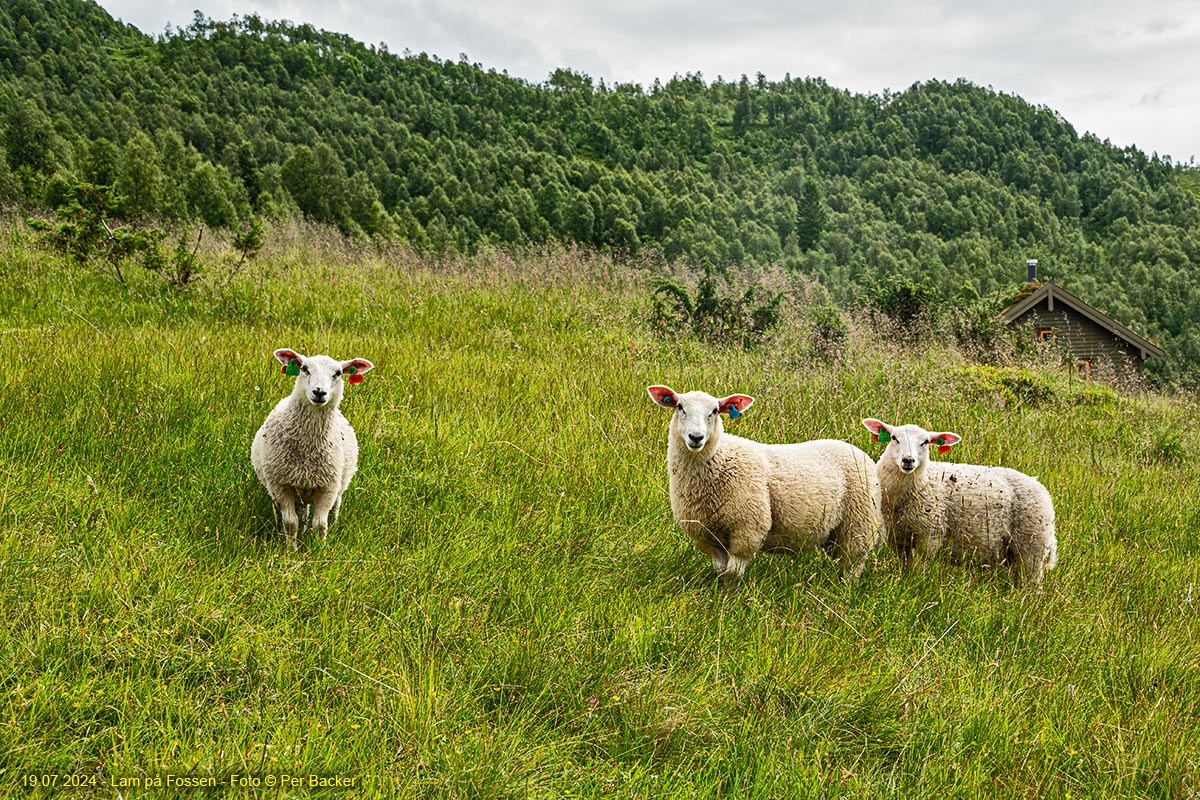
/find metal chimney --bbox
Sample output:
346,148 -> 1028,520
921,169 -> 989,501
1026,258 -> 1038,282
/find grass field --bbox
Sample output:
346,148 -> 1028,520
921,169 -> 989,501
2,221 -> 1200,798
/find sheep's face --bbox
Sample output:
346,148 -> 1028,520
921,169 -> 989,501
862,418 -> 960,475
273,349 -> 375,408
648,386 -> 754,454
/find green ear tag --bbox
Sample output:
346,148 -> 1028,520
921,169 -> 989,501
877,428 -> 891,443
346,365 -> 357,375
936,436 -> 945,446
285,358 -> 300,376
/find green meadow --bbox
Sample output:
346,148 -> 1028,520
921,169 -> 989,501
2,222 -> 1199,798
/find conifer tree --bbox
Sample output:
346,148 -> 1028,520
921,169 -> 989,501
795,177 -> 826,251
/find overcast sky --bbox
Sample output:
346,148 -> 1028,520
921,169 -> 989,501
94,0 -> 1199,165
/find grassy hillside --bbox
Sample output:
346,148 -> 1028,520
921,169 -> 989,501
5,1 -> 1200,385
2,224 -> 1200,797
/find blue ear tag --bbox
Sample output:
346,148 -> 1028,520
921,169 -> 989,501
728,405 -> 742,419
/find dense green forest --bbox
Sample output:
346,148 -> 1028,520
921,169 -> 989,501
2,0 -> 1199,384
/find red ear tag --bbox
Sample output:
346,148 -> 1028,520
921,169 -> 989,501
938,445 -> 952,454
348,373 -> 365,384
872,433 -> 879,442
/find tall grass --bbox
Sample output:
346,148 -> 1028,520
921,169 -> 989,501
1,221 -> 1199,797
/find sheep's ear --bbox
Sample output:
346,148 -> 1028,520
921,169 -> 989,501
341,358 -> 374,385
274,348 -> 303,376
862,418 -> 892,443
932,432 -> 961,454
647,385 -> 678,408
719,394 -> 754,418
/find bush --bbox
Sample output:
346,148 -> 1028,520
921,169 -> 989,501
142,228 -> 205,287
955,364 -> 1057,406
868,274 -> 942,330
954,363 -> 1119,408
28,182 -> 162,285
948,290 -> 1021,360
651,267 -> 784,346
808,303 -> 848,362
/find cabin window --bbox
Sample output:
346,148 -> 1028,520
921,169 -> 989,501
1037,328 -> 1057,343
1076,358 -> 1094,378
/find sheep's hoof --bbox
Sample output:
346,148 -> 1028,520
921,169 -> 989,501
717,571 -> 744,591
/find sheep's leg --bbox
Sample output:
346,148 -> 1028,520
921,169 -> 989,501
910,542 -> 937,571
1019,559 -> 1044,588
330,492 -> 343,527
835,546 -> 868,582
907,525 -> 945,571
833,500 -> 885,582
309,489 -> 339,544
269,485 -> 303,550
692,537 -> 729,576
720,526 -> 768,588
682,523 -> 730,578
720,555 -> 750,587
1010,531 -> 1048,588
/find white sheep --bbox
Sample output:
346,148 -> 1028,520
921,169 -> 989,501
861,418 -> 1058,585
648,386 -> 884,583
252,347 -> 374,548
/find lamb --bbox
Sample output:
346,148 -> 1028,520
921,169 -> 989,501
251,347 -> 374,549
861,418 -> 1058,585
648,386 -> 884,584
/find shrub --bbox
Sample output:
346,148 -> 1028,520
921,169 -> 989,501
868,274 -> 942,330
651,267 -> 784,346
146,228 -> 204,287
808,303 -> 848,362
949,290 -> 1022,360
28,182 -> 161,285
955,364 -> 1057,406
955,364 -> 1119,408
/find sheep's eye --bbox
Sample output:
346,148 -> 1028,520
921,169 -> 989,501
334,370 -> 342,378
922,439 -> 930,446
301,366 -> 309,374
711,408 -> 719,416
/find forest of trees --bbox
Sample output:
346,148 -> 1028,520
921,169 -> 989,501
3,0 -> 1200,384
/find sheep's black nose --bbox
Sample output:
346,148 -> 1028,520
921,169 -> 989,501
312,388 -> 327,397
901,456 -> 915,468
688,433 -> 704,446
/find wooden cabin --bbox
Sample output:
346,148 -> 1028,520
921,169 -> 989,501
1001,281 -> 1163,380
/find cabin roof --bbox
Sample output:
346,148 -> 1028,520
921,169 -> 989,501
1001,282 -> 1164,359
